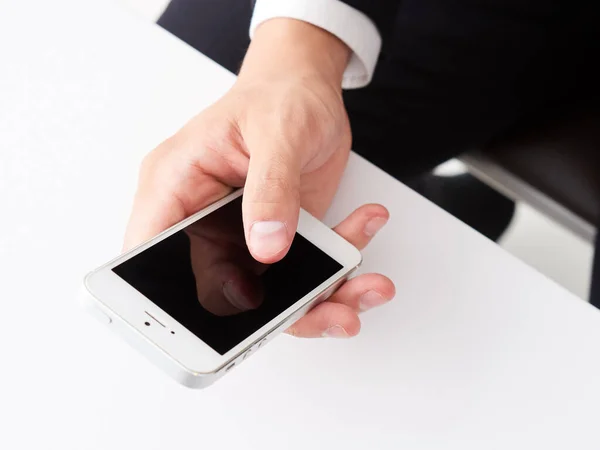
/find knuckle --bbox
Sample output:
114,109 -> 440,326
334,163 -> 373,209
275,105 -> 325,149
263,168 -> 292,192
139,133 -> 187,182
249,155 -> 300,204
140,150 -> 158,172
140,135 -> 178,174
268,91 -> 348,166
139,151 -> 160,182
253,174 -> 300,205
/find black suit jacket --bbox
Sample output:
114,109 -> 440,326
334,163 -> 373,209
342,0 -> 401,42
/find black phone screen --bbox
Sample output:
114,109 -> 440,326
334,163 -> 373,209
112,196 -> 342,354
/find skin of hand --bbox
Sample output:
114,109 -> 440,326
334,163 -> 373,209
184,202 -> 390,325
123,18 -> 395,338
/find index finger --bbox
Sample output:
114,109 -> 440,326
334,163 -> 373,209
123,149 -> 231,251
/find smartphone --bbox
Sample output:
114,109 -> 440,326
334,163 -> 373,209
81,190 -> 362,388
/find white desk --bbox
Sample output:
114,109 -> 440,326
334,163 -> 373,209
2,1 -> 600,448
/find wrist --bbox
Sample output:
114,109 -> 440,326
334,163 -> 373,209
238,18 -> 350,91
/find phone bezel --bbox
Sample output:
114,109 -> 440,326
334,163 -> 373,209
84,189 -> 362,374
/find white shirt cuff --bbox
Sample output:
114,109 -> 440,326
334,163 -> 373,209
250,0 -> 382,89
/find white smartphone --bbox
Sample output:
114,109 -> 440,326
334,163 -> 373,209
81,189 -> 362,388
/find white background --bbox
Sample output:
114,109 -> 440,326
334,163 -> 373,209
3,1 -> 600,449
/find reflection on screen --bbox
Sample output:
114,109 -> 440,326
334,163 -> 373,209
113,196 -> 342,354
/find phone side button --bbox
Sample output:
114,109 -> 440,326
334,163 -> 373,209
89,306 -> 112,325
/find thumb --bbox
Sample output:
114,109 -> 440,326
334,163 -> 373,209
242,139 -> 302,264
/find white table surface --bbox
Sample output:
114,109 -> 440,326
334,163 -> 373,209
3,0 -> 600,448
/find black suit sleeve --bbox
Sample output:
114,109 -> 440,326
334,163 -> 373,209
341,0 -> 401,41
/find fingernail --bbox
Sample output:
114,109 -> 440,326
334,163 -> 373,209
249,221 -> 288,258
359,290 -> 387,312
322,325 -> 349,338
364,217 -> 388,237
223,281 -> 252,311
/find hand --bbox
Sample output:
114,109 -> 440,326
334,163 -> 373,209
124,19 -> 395,337
182,200 -> 394,339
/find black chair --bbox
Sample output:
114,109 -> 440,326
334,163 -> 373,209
462,111 -> 600,244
